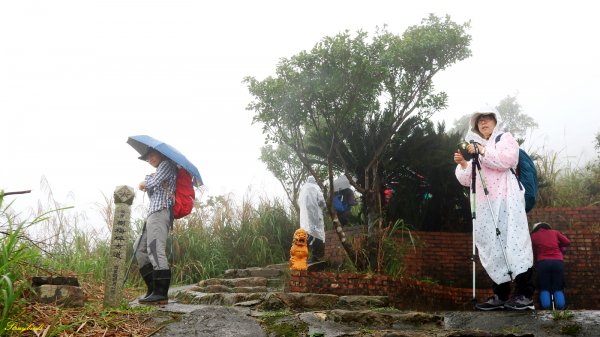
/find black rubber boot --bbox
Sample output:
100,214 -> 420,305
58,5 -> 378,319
139,269 -> 171,305
139,263 -> 154,299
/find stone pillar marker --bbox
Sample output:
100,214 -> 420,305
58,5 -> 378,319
103,185 -> 135,308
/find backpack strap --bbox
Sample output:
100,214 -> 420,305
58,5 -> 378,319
495,133 -> 523,191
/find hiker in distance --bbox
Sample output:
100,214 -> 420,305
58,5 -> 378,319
298,176 -> 326,264
530,222 -> 571,309
453,107 -> 535,311
135,148 -> 177,305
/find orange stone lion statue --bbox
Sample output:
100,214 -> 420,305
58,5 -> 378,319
289,228 -> 309,271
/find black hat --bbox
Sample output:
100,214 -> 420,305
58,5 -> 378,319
138,148 -> 155,160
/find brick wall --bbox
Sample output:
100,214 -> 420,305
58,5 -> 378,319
288,270 -> 493,310
318,207 -> 600,309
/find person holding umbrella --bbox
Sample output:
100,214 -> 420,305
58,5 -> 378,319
127,135 -> 203,305
134,148 -> 177,305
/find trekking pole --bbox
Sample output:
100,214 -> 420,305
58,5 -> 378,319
472,143 -> 514,281
470,156 -> 478,304
123,222 -> 146,287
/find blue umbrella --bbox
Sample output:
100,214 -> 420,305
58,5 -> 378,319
127,135 -> 203,186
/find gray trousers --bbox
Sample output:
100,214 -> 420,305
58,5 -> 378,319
134,208 -> 171,270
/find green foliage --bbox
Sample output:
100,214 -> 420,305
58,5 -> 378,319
386,121 -> 471,231
259,310 -> 308,337
260,144 -> 309,214
419,277 -> 440,285
552,309 -> 574,321
379,219 -> 416,276
536,148 -> 600,207
560,323 -> 582,336
36,228 -> 111,282
246,16 -> 471,268
246,15 -> 471,212
167,196 -> 297,284
0,197 -> 40,336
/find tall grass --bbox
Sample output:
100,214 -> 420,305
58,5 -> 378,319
3,187 -> 298,293
168,195 -> 297,284
0,194 -> 40,335
536,149 -> 600,207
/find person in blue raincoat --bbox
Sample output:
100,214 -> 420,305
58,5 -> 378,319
333,175 -> 356,226
298,176 -> 325,263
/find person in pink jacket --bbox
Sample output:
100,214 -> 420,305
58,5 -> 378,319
454,107 -> 534,310
530,222 -> 571,309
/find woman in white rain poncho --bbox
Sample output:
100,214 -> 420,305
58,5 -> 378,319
453,107 -> 535,311
298,176 -> 326,263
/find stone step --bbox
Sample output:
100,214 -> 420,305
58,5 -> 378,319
192,285 -> 269,294
264,262 -> 289,271
173,288 -> 389,311
223,266 -> 287,279
266,277 -> 284,290
174,290 -> 266,306
199,277 -> 268,288
265,293 -> 386,311
195,276 -> 286,293
254,309 -> 444,334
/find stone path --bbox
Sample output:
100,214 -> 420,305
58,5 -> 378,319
132,264 -> 600,336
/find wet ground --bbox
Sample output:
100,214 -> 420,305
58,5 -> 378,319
145,301 -> 600,337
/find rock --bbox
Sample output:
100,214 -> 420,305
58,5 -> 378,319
223,267 -> 283,279
276,292 -> 339,310
243,267 -> 283,278
266,278 -> 284,289
151,299 -> 600,337
161,263 -> 600,336
232,286 -> 268,293
199,277 -> 267,288
151,306 -> 266,337
202,285 -> 231,293
338,295 -> 389,309
34,284 -> 85,307
31,276 -> 79,287
177,291 -> 266,306
234,299 -> 262,307
264,263 -> 289,271
256,293 -> 286,311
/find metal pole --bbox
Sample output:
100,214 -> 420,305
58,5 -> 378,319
123,222 -> 146,287
472,144 -> 514,282
470,157 -> 478,303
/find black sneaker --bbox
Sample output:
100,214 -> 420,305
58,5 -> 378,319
504,295 -> 535,310
475,295 -> 506,311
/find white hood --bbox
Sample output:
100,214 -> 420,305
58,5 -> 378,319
464,106 -> 505,144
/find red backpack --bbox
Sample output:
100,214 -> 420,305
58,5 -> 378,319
173,167 -> 195,219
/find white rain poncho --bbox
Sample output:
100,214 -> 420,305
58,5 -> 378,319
455,107 -> 533,284
298,176 -> 326,242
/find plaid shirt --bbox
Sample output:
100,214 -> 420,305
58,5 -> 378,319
145,159 -> 176,215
